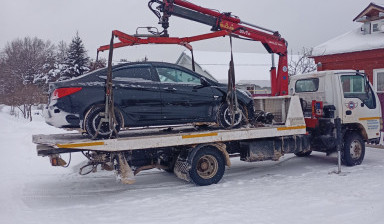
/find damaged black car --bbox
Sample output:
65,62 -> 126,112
44,62 -> 255,137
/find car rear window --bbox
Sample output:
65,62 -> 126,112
295,78 -> 319,92
113,66 -> 153,82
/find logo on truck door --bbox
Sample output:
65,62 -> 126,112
345,101 -> 358,110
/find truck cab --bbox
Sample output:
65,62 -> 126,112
289,70 -> 381,165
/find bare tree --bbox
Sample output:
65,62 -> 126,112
289,47 -> 317,76
89,57 -> 106,72
0,56 -> 6,99
1,37 -> 54,120
3,37 -> 55,84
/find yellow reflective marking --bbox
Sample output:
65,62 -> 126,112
359,117 -> 381,121
182,132 -> 218,139
277,125 -> 306,131
57,141 -> 104,148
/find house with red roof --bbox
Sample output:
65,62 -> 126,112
312,2 -> 384,114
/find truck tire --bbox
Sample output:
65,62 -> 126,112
294,150 -> 312,157
189,147 -> 225,186
341,132 -> 365,166
217,103 -> 246,128
84,106 -> 122,139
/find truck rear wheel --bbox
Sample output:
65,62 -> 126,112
189,147 -> 225,186
342,132 -> 365,166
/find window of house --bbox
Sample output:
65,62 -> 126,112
371,20 -> 384,33
372,23 -> 379,32
374,69 -> 384,92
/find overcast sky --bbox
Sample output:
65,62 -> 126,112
0,0 -> 380,63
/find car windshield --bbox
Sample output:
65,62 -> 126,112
176,63 -> 218,82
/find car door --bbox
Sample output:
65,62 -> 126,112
112,64 -> 162,126
154,66 -> 215,122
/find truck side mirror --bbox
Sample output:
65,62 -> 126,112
364,74 -> 370,92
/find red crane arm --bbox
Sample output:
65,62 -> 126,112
98,30 -> 230,52
171,0 -> 287,54
154,0 -> 289,95
98,1 -> 289,95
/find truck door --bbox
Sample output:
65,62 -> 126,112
339,74 -> 381,139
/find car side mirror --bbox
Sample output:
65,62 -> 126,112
193,77 -> 211,89
200,77 -> 210,87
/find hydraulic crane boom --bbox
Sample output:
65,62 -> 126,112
95,0 -> 289,138
149,0 -> 289,95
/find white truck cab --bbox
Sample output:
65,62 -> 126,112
289,70 -> 381,165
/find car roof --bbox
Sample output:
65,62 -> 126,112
111,61 -> 182,69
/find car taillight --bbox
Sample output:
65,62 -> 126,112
51,87 -> 82,100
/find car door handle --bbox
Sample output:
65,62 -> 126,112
164,87 -> 177,92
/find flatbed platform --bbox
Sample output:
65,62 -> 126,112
33,124 -> 306,155
33,96 -> 307,156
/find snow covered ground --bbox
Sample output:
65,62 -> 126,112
1,106 -> 384,224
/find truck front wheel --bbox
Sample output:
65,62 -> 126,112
189,147 -> 225,186
342,132 -> 365,166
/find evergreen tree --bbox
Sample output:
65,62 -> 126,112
60,32 -> 89,80
52,41 -> 69,81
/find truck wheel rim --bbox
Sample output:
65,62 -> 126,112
223,108 -> 242,126
197,155 -> 218,179
350,140 -> 362,159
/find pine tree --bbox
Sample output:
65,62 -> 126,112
52,41 -> 69,81
60,32 -> 89,80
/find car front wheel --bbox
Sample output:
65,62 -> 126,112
217,103 -> 246,128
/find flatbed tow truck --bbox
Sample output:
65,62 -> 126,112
33,1 -> 382,186
34,96 -> 309,185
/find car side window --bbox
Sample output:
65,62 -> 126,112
113,66 -> 153,82
155,67 -> 201,84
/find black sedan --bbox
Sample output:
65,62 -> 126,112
44,62 -> 255,138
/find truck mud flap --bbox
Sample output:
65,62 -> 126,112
174,156 -> 191,182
